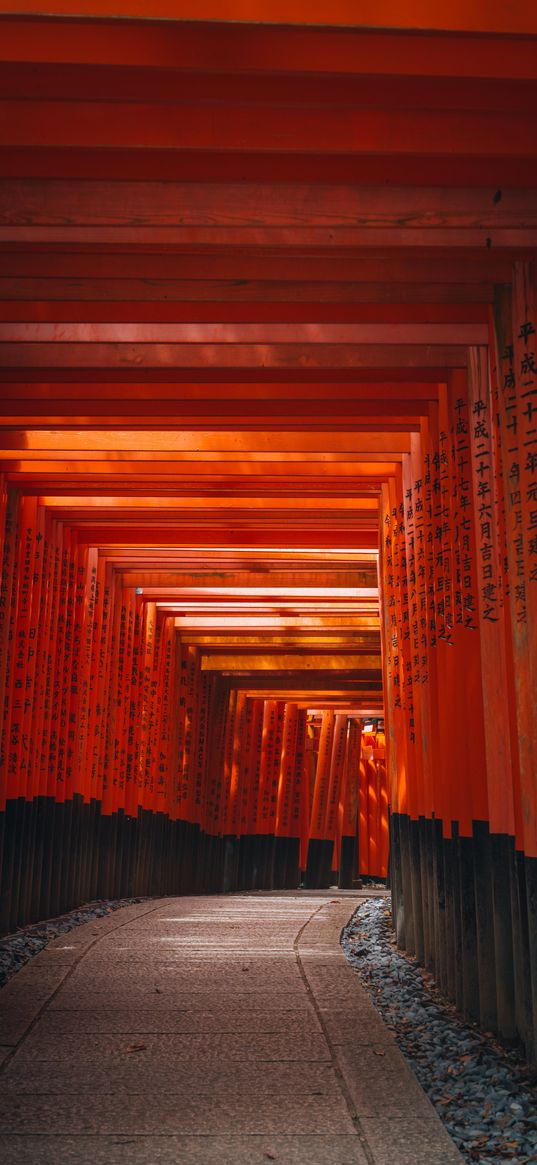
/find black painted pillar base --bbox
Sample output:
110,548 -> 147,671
490,832 -> 517,1042
472,820 -> 498,1032
441,830 -> 455,1000
272,837 -> 288,888
524,855 -> 537,1064
222,835 -> 240,893
284,837 -> 300,888
458,830 -> 480,1022
410,817 -> 424,964
390,812 -> 405,946
398,813 -> 415,954
303,838 -> 334,889
338,835 -> 356,889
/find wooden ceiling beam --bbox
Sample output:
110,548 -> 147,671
4,101 -> 534,159
0,302 -> 489,323
162,609 -> 379,618
0,461 -> 404,479
0,322 -> 488,344
173,616 -> 380,629
0,419 -> 421,433
1,64 -> 536,114
200,653 -> 381,670
4,149 -> 537,189
0,408 -> 422,424
180,634 -> 380,647
9,464 -> 388,489
1,380 -> 437,399
0,280 -> 498,304
221,690 -> 381,700
0,342 -> 468,369
2,224 -> 534,249
0,251 -> 513,282
1,18 -> 535,79
119,573 -> 377,588
35,495 -> 379,510
2,181 -> 536,229
0,429 -> 411,453
73,529 -> 379,548
145,586 -> 378,597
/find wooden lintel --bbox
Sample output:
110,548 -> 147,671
201,653 -> 382,670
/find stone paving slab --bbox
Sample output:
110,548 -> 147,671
0,1133 -> 369,1164
360,1117 -> 464,1164
0,892 -> 463,1163
332,1043 -> 438,1118
13,1029 -> 332,1064
46,989 -> 312,1009
0,1091 -> 356,1135
318,1007 -> 399,1046
35,1006 -> 324,1034
3,1059 -> 340,1094
60,957 -> 301,973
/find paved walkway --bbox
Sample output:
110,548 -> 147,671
0,893 -> 462,1164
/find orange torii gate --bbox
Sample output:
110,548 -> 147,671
0,0 -> 536,1065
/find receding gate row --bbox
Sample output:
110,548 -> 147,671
379,263 -> 537,1063
0,501 -> 388,934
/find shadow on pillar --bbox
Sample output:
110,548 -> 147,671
389,810 -> 537,1066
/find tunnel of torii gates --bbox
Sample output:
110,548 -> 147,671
0,0 -> 536,1064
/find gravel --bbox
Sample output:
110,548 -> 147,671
342,897 -> 537,1165
0,898 -> 149,988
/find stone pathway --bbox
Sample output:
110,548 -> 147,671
0,893 -> 462,1164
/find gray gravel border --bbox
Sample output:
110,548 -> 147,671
342,896 -> 537,1164
0,898 -> 149,989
